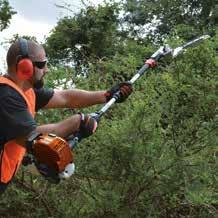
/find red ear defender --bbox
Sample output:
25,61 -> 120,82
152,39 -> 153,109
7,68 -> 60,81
17,58 -> 34,80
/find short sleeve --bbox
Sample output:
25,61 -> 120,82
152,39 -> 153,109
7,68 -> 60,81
0,85 -> 37,141
34,88 -> 54,111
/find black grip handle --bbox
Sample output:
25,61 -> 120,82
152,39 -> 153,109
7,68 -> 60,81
113,90 -> 122,102
67,112 -> 100,149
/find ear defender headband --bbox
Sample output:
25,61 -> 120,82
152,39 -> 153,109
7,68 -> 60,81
16,38 -> 34,80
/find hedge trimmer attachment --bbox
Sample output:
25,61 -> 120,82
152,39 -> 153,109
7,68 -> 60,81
26,35 -> 210,183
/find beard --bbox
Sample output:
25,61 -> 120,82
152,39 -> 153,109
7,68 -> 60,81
33,78 -> 44,89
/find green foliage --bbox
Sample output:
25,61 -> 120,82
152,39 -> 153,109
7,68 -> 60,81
45,2 -> 120,67
3,34 -> 38,48
0,0 -> 16,31
0,1 -> 217,217
122,0 -> 217,41
1,34 -> 216,218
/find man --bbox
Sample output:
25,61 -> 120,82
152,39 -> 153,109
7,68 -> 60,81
0,38 -> 133,193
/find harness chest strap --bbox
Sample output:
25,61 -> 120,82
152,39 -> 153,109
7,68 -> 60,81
0,76 -> 35,183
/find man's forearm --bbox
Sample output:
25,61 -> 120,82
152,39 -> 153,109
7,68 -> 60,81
64,89 -> 107,108
36,114 -> 81,138
45,89 -> 107,109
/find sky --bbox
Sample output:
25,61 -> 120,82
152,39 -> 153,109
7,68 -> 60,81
0,0 -> 105,73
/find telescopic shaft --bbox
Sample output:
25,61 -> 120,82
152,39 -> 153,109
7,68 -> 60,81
98,35 -> 210,117
68,35 -> 210,148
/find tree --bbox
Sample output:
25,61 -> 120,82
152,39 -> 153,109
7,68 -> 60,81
0,0 -> 16,31
45,2 -> 120,69
2,34 -> 215,218
122,0 -> 217,41
0,1 -> 217,217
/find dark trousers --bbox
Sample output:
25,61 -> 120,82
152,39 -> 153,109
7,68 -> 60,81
0,182 -> 8,195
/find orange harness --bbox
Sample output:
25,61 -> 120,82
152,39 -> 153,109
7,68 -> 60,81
0,76 -> 35,183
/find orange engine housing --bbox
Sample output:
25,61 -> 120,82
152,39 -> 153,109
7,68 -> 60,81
33,134 -> 73,173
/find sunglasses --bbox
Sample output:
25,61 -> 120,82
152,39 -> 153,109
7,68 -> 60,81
33,60 -> 47,69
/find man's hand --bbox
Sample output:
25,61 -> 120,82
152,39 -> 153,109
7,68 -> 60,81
78,113 -> 98,138
105,81 -> 133,103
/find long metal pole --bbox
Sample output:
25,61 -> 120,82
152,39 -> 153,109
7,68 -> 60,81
69,35 -> 210,148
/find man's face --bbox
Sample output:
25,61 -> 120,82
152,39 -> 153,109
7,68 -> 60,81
30,49 -> 48,89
